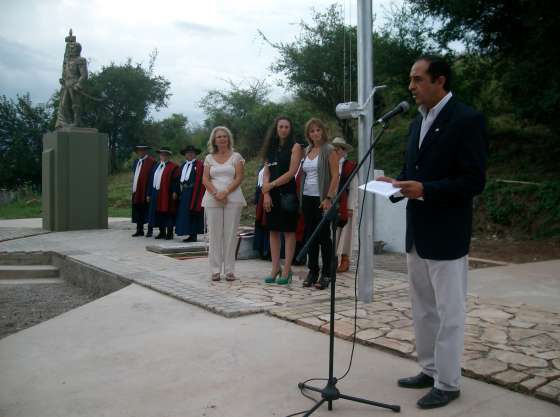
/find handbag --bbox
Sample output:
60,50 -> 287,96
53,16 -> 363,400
280,192 -> 299,213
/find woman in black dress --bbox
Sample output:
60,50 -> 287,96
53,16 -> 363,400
261,117 -> 303,285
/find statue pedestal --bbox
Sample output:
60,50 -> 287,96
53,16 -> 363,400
42,128 -> 109,231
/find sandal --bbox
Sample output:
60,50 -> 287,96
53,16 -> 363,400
314,275 -> 330,290
276,270 -> 293,285
211,273 -> 221,281
303,271 -> 319,288
264,268 -> 282,284
225,273 -> 236,282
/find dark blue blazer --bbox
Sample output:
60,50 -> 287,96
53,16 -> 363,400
392,96 -> 488,260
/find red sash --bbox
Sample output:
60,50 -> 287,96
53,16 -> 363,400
189,159 -> 206,213
132,157 -> 155,204
157,162 -> 179,214
338,159 -> 357,223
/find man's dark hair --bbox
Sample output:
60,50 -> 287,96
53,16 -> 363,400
416,55 -> 451,92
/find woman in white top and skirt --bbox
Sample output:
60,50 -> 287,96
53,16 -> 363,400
201,126 -> 246,281
299,118 -> 340,289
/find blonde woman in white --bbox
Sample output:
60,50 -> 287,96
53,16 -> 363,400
201,126 -> 246,281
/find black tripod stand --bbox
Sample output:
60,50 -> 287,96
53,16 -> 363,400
294,121 -> 400,416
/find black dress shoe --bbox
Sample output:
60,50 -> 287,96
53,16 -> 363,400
417,388 -> 460,409
303,271 -> 319,287
145,232 -> 153,238
182,235 -> 197,243
154,232 -> 165,240
397,372 -> 434,389
131,231 -> 144,237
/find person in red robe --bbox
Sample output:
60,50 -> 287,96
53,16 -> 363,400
175,145 -> 205,242
131,145 -> 156,237
147,148 -> 180,240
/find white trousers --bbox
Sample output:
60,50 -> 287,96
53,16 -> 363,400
205,206 -> 242,275
406,245 -> 468,391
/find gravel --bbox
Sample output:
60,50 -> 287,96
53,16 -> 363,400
0,282 -> 99,339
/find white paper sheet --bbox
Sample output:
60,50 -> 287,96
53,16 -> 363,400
359,180 -> 402,198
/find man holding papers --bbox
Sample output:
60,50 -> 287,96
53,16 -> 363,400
378,56 -> 488,409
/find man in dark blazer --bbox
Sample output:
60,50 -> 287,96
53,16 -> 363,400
379,55 -> 488,409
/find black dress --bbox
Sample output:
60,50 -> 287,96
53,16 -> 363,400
266,141 -> 299,232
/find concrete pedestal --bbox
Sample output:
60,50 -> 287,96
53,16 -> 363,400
42,128 -> 108,231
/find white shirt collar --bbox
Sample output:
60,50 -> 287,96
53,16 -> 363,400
419,91 -> 453,120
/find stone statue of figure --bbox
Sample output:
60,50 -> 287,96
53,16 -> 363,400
55,29 -> 88,129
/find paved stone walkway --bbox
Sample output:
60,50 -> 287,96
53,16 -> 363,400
0,225 -> 559,405
0,227 -> 49,242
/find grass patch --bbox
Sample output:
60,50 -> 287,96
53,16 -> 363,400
0,196 -> 41,219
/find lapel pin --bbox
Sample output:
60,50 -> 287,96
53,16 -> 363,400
435,128 -> 440,132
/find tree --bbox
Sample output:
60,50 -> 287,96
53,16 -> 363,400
0,94 -> 53,189
80,51 -> 171,170
260,5 -> 356,140
407,0 -> 560,129
260,4 -> 437,142
199,80 -> 279,157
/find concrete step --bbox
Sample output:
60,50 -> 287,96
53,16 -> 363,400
0,265 -> 59,280
0,278 -> 65,285
0,252 -> 52,265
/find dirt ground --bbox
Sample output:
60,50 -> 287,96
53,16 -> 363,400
470,235 -> 560,263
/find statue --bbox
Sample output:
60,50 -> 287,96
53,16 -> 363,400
55,29 -> 88,129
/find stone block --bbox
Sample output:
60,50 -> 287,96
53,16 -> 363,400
463,358 -> 508,377
490,370 -> 530,385
520,376 -> 548,392
42,129 -> 108,231
355,329 -> 384,341
535,379 -> 560,401
296,317 -> 325,330
372,337 -> 414,354
493,352 -> 548,368
386,329 -> 415,342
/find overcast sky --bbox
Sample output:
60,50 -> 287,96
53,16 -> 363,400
0,0 -> 401,124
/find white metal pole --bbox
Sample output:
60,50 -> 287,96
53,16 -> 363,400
357,0 -> 374,303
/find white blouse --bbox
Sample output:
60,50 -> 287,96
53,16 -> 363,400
201,152 -> 247,208
302,156 -> 320,197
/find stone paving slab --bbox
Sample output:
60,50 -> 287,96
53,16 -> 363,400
0,227 -> 49,242
269,289 -> 560,405
0,226 -> 559,405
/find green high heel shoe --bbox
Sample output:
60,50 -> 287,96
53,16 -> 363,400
276,270 -> 293,285
264,268 -> 282,284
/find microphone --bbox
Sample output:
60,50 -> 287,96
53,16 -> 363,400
375,101 -> 410,125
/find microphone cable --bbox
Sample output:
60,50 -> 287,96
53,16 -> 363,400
285,122 -> 381,416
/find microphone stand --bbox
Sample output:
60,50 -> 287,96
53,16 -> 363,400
294,120 -> 400,416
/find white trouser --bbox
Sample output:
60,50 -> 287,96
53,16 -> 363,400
406,245 -> 468,391
205,206 -> 242,275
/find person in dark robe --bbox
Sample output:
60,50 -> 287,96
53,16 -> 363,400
131,145 -> 156,237
175,145 -> 205,242
147,148 -> 180,240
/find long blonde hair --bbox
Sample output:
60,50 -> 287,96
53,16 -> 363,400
207,126 -> 234,154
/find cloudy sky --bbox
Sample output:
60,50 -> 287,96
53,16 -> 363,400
0,0 -> 400,123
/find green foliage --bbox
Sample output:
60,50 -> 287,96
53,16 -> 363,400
0,94 -> 54,189
407,0 -> 560,130
80,51 -> 171,171
0,193 -> 41,219
482,181 -> 560,239
199,81 -> 318,158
